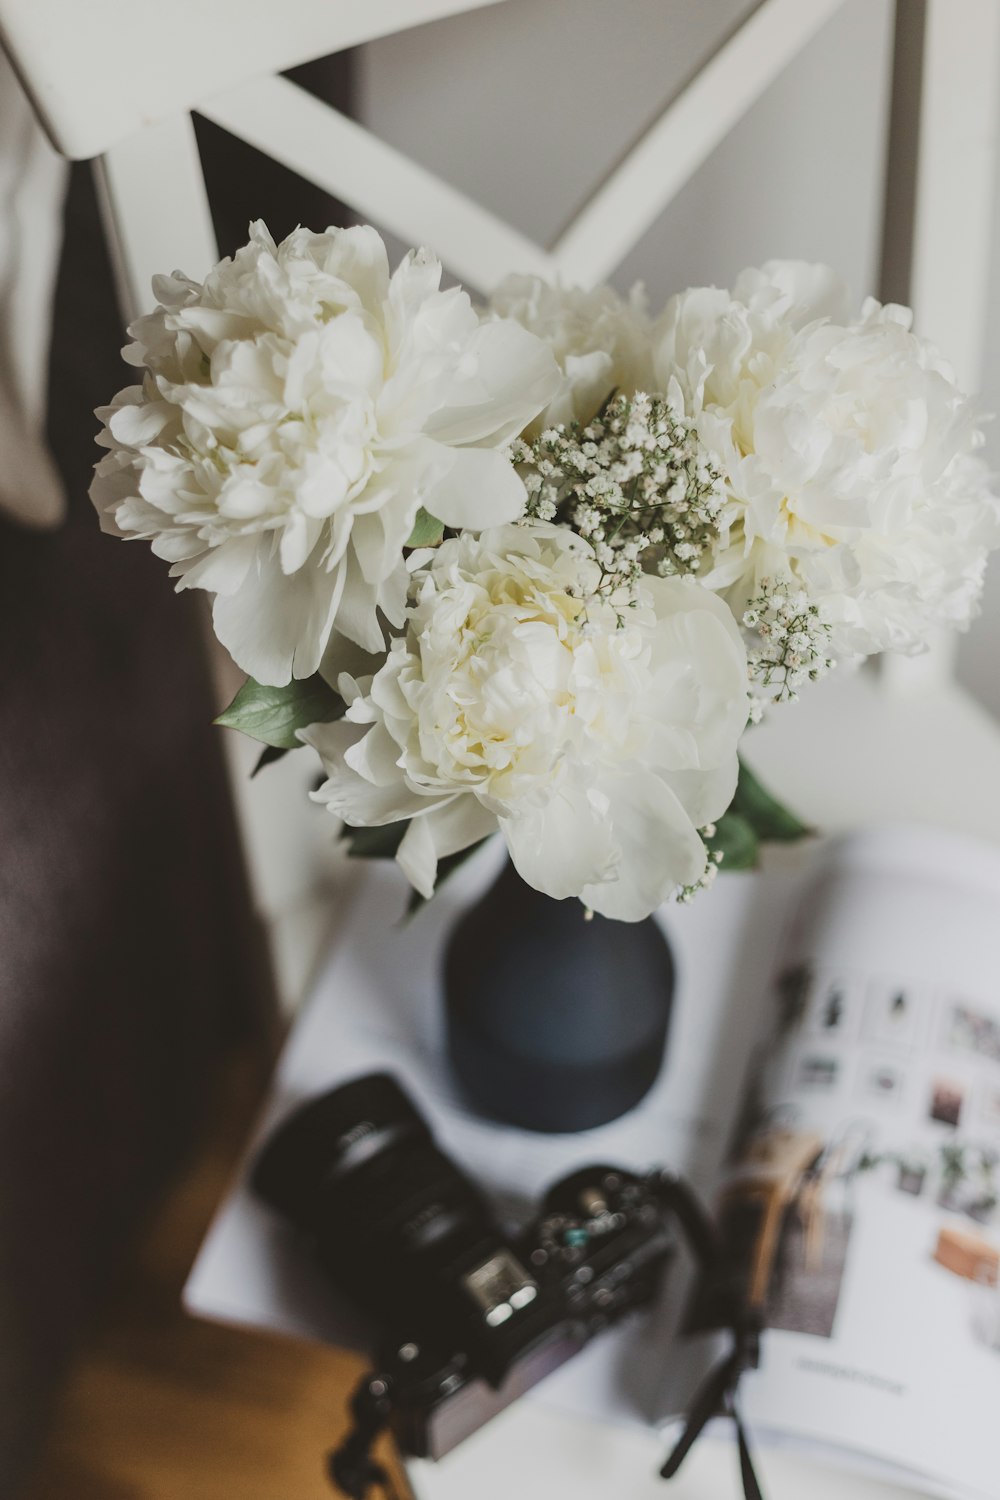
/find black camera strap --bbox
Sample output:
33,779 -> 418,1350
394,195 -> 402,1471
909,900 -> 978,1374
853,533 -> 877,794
651,1171 -> 765,1500
327,1375 -> 403,1500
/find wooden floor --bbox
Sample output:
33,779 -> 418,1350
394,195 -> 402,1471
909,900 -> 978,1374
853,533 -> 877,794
22,1051 -> 407,1500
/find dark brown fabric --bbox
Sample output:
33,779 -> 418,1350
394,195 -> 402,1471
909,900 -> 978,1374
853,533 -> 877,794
0,53 -> 353,1496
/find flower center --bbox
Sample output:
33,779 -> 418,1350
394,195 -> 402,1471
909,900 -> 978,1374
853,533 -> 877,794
778,495 -> 838,550
411,567 -> 649,807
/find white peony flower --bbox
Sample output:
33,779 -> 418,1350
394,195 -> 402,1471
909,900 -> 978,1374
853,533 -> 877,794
489,274 -> 653,436
304,522 -> 748,921
653,260 -> 1000,660
90,222 -> 559,684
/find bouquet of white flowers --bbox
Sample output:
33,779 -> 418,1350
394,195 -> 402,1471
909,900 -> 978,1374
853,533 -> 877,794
90,224 -> 1000,924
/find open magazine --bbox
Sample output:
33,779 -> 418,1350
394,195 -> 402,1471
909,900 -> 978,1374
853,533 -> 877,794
665,824 -> 1000,1500
185,823 -> 1000,1500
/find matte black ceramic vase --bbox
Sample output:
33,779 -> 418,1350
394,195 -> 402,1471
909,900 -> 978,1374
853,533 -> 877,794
443,858 -> 675,1133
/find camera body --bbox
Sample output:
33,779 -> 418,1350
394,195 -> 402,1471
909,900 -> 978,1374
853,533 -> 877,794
252,1073 -> 676,1462
371,1159 -> 675,1459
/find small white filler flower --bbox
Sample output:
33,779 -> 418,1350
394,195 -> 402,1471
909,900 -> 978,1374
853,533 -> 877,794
305,522 -> 749,921
90,223 -> 559,684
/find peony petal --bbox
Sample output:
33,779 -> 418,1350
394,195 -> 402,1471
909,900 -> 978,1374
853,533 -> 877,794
172,534 -> 259,595
423,445 -> 527,530
305,720 -> 435,826
151,530 -> 205,563
334,547 -> 392,654
396,816 -> 438,898
212,546 -> 344,685
644,576 -> 749,767
425,320 -> 560,447
580,771 -> 707,922
299,718 -> 364,764
488,276 -> 652,434
108,398 -> 171,447
313,313 -> 383,396
321,773 -> 437,825
317,630 -> 384,690
350,503 -> 409,586
664,760 -> 739,830
426,794 -> 497,860
344,719 -> 404,786
396,796 -> 497,898
736,260 -> 852,328
279,509 -> 324,575
320,225 -> 391,316
500,782 -> 617,901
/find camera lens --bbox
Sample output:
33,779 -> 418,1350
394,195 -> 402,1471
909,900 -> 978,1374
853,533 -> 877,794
252,1073 -> 435,1230
253,1073 -> 526,1362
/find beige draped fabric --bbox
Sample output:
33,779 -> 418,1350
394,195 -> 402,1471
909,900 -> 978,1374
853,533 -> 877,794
0,49 -> 66,528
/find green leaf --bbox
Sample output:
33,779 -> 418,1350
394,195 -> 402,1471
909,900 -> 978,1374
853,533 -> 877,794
252,743 -> 289,776
341,822 -> 408,860
214,674 -> 345,749
731,757 -> 813,844
407,508 -> 444,548
707,812 -> 759,871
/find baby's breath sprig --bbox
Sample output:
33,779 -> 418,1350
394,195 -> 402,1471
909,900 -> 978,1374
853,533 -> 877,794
511,391 -> 724,617
743,576 -> 835,702
676,828 -> 724,903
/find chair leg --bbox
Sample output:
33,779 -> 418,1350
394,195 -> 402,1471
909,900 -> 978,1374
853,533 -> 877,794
749,1195 -> 783,1306
805,1192 -> 825,1271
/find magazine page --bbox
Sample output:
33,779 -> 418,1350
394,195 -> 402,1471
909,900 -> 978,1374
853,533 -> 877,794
683,826 -> 1000,1500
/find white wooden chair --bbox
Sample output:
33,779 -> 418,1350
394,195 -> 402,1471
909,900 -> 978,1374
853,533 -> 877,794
4,0 -> 999,1020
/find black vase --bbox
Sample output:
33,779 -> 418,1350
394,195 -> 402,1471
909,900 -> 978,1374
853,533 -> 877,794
443,858 -> 675,1133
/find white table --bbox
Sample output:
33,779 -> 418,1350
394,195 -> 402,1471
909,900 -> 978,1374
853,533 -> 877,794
185,838 -> 922,1500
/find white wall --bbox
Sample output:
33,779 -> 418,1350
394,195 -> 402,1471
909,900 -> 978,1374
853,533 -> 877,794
358,0 -> 1000,715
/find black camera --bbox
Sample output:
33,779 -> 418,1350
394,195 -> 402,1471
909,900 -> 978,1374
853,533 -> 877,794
252,1072 -> 760,1499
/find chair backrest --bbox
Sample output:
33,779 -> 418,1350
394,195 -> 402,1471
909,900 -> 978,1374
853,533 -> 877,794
0,0 -> 506,161
4,0 -> 998,1008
